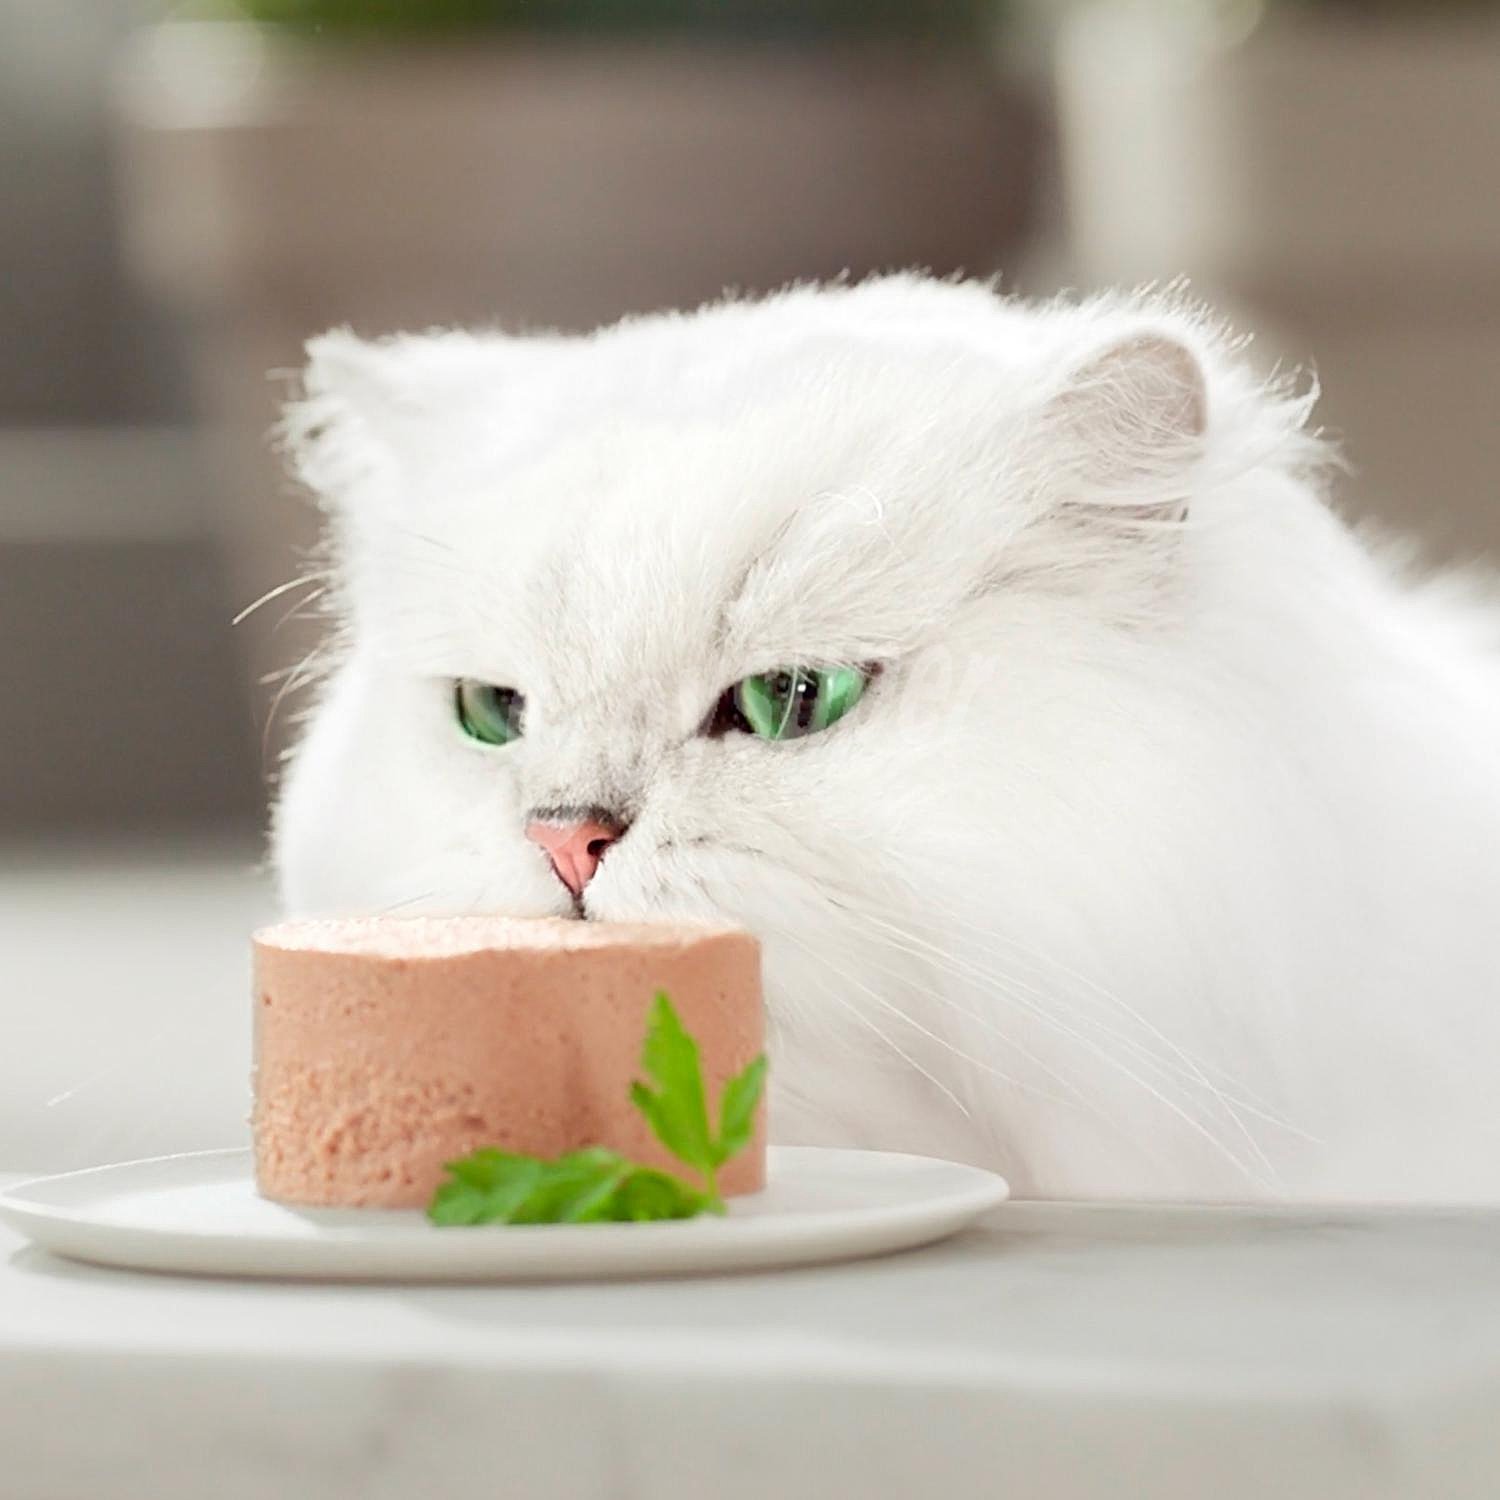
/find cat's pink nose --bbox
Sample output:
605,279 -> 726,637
524,815 -> 623,897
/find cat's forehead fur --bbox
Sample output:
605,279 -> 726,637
286,275 -> 1315,702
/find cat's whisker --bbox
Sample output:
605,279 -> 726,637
837,906 -> 1279,1188
270,585 -> 330,636
832,883 -> 1300,1141
259,644 -> 331,766
858,908 -> 1248,1104
231,571 -> 331,629
775,934 -> 975,1120
44,1013 -> 191,1107
807,859 -> 1198,1082
908,911 -> 1312,1173
373,889 -> 440,915
732,846 -> 1117,1121
391,524 -> 463,559
835,919 -> 1138,1109
834,912 -> 1194,1158
909,903 -> 1311,1138
716,841 -> 1265,1178
975,938 -> 1314,1153
777,928 -> 1084,1118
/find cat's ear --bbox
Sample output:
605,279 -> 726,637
1041,330 -> 1207,523
282,328 -> 452,512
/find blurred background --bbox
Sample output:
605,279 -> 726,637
3,0 -> 1498,1173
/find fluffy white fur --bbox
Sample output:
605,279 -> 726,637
272,274 -> 1500,1203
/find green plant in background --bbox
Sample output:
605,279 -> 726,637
205,0 -> 999,39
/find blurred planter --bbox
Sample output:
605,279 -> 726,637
1055,1 -> 1500,557
112,21 -> 1037,771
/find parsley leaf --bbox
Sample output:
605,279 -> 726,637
714,1054 -> 769,1167
630,991 -> 716,1178
607,1166 -> 709,1222
427,1150 -> 547,1225
429,1147 -> 712,1226
427,989 -> 767,1226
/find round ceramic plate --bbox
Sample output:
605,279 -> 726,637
0,1146 -> 1008,1281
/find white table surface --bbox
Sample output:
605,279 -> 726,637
3,1193 -> 1499,1500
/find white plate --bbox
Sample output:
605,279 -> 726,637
0,1146 -> 1008,1281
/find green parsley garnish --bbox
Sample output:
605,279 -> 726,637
427,992 -> 767,1226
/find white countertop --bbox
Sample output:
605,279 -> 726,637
4,1197 -> 1499,1500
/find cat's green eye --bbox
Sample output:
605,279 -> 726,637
456,679 -> 525,746
725,664 -> 870,742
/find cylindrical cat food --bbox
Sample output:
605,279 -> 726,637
253,916 -> 765,1209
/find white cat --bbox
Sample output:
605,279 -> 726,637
272,274 -> 1500,1203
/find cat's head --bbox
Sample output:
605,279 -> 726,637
272,275 -> 1322,1163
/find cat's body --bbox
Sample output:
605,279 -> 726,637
274,275 -> 1500,1202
